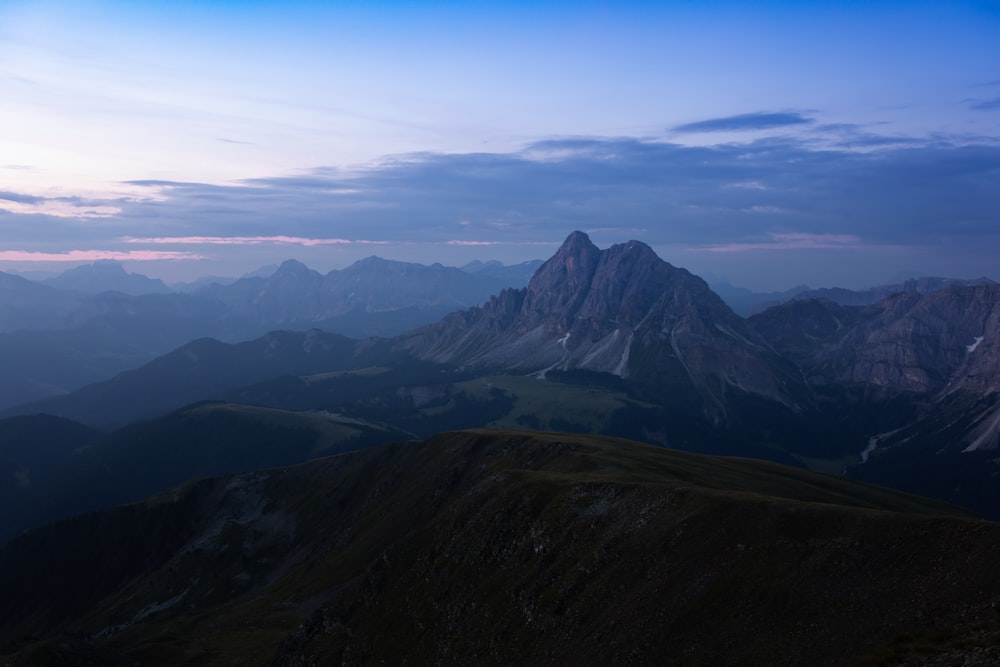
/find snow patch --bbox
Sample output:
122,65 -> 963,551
966,336 -> 984,353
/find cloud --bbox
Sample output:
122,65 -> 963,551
0,191 -> 122,218
97,138 -> 1000,250
696,232 -> 863,253
121,235 -> 363,246
0,191 -> 44,205
967,96 -> 1000,111
0,250 -> 203,262
104,137 -> 1000,253
672,112 -> 814,134
3,130 -> 1000,287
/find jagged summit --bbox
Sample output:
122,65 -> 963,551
44,261 -> 171,295
398,231 -> 800,415
522,230 -> 603,324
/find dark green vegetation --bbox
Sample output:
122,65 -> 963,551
0,402 -> 407,544
2,430 -> 998,666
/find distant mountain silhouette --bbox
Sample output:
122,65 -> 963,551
44,260 -> 172,295
745,275 -> 996,314
0,270 -> 84,331
0,257 -> 539,410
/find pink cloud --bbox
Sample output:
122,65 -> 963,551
120,235 -> 370,246
0,250 -> 204,262
445,240 -> 557,246
696,232 -> 863,253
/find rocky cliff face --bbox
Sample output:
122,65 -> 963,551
752,285 -> 1000,467
752,285 -> 1000,395
398,232 -> 802,417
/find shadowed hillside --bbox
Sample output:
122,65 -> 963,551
3,430 -> 998,666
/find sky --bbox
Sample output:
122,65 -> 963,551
1,0 -> 998,290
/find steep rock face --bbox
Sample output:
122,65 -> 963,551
752,285 -> 1000,395
399,232 -> 799,411
753,286 -> 1000,472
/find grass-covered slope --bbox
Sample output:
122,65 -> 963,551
2,430 -> 999,666
0,401 -> 408,545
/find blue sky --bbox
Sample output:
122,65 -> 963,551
1,0 -> 998,289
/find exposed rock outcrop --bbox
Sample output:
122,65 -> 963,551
399,231 -> 801,414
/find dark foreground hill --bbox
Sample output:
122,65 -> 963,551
3,430 -> 999,666
0,402 -> 409,545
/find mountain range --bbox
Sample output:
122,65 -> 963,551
4,230 -> 999,523
3,230 -> 1000,663
0,257 -> 541,411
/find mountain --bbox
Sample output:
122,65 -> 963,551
195,256 -> 528,338
0,414 -> 102,542
462,257 -> 544,285
751,285 -> 1000,395
748,275 -> 996,314
400,231 -> 801,417
0,402 -> 408,544
4,429 -> 998,666
751,285 -> 1000,517
7,232 -> 1000,519
0,256 -> 537,411
44,260 -> 172,295
0,270 -> 84,331
709,281 -> 810,316
0,290 -> 253,411
168,275 -> 238,292
4,329 -> 379,427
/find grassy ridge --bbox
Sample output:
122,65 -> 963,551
3,429 -> 997,665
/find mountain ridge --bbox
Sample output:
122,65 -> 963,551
3,429 -> 997,666
399,231 -> 801,417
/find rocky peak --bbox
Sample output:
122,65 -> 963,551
273,259 -> 314,278
523,231 -> 602,325
44,261 -> 171,295
752,284 -> 1000,395
398,231 -> 798,414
